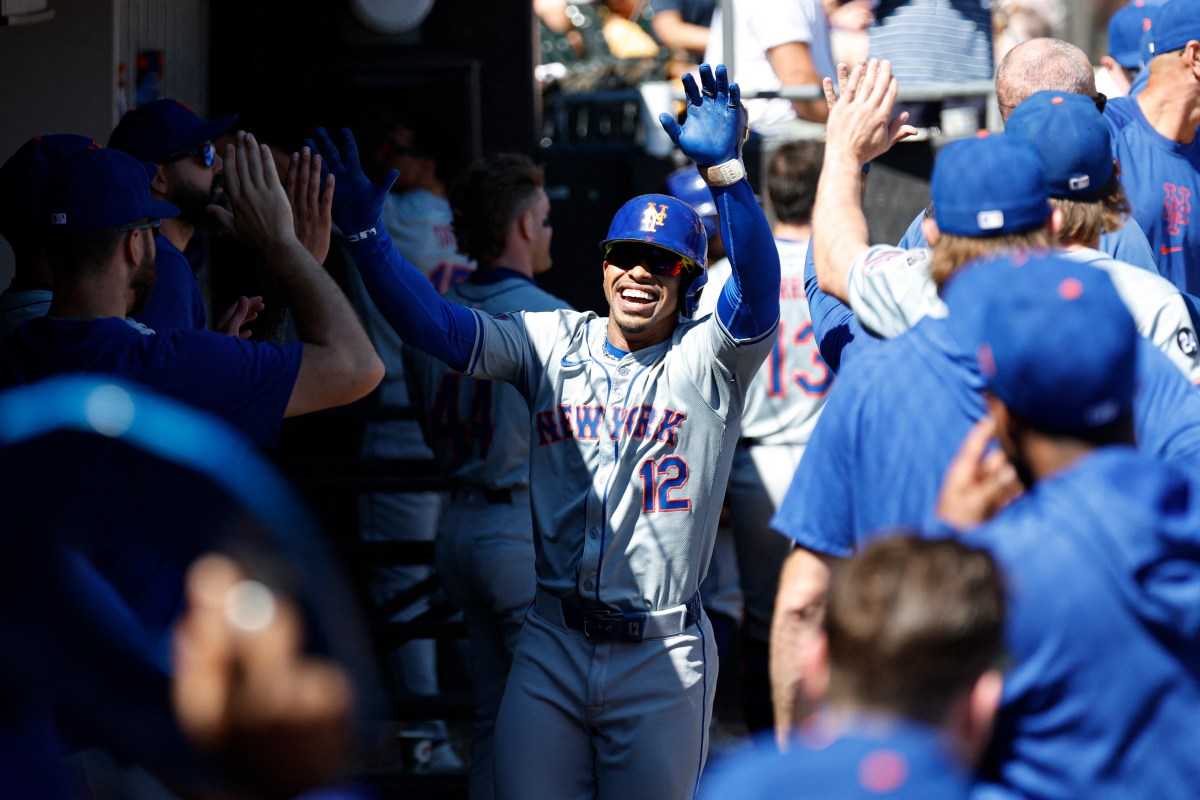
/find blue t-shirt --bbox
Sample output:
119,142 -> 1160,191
895,208 -> 1159,273
135,233 -> 207,332
970,448 -> 1200,799
701,720 -> 971,799
0,317 -> 301,447
772,317 -> 1200,556
1105,95 -> 1200,292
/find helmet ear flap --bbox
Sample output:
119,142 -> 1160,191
683,270 -> 709,318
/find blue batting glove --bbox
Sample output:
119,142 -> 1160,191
311,127 -> 398,239
658,64 -> 747,167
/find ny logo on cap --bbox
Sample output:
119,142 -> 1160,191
641,202 -> 669,232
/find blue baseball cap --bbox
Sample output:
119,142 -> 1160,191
0,134 -> 100,245
43,148 -> 179,230
1006,92 -> 1114,199
931,135 -> 1050,237
665,167 -> 718,240
108,99 -> 237,165
1146,0 -> 1200,56
1109,2 -> 1157,67
944,251 -> 1137,433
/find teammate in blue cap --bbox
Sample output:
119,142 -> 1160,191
830,87 -> 1200,384
0,137 -> 383,639
316,62 -> 780,799
1100,2 -> 1158,96
0,134 -> 98,338
769,66 -> 1200,745
703,535 -> 1005,800
1104,0 -> 1200,291
933,253 -> 1200,798
108,99 -> 264,336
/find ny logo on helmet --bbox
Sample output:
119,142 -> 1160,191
640,202 -> 669,233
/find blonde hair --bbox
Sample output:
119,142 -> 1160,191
1050,171 -> 1131,247
930,228 -> 1053,288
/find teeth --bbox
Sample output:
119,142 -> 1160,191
622,288 -> 655,301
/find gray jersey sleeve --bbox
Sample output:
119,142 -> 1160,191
1076,251 -> 1200,386
846,245 -> 945,338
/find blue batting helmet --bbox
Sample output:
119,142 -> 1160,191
665,167 -> 719,240
599,193 -> 709,317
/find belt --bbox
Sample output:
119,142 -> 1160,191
452,485 -> 513,504
534,587 -> 702,643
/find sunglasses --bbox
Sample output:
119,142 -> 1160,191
604,242 -> 696,277
166,142 -> 216,168
1092,92 -> 1107,114
115,218 -> 161,233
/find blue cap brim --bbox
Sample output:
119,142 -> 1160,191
1112,48 -> 1141,68
162,114 -> 239,161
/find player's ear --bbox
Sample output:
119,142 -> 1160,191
921,216 -> 940,246
149,164 -> 170,197
517,207 -> 535,242
943,667 -> 1003,767
1047,206 -> 1065,241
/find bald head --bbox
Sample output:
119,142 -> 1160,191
995,38 -> 1097,123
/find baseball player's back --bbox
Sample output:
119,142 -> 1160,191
775,314 -> 1200,557
971,448 -> 1200,798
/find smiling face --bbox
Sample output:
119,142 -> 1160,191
602,242 -> 691,351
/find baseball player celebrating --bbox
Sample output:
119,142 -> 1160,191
316,64 -> 779,799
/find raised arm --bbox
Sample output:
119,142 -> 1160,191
310,128 -> 481,372
209,132 -> 383,417
661,64 -> 780,342
812,60 -> 916,303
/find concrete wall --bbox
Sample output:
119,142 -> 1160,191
0,0 -> 115,285
0,0 -> 209,287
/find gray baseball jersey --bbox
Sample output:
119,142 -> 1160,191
846,244 -> 1200,384
696,237 -> 831,643
461,307 -> 774,611
699,239 -> 831,445
406,271 -> 573,489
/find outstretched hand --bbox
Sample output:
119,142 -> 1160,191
207,132 -> 296,253
822,59 -> 918,165
310,127 -> 397,238
936,416 -> 1024,531
658,63 -> 747,167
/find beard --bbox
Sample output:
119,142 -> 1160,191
128,243 -> 158,318
170,175 -> 221,229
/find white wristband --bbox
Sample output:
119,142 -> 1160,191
703,159 -> 746,187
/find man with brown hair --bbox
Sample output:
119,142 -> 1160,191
405,152 -> 571,800
702,535 -> 1005,799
